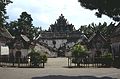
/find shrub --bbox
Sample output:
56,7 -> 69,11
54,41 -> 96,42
41,55 -> 47,63
71,44 -> 87,67
28,49 -> 47,67
101,53 -> 113,67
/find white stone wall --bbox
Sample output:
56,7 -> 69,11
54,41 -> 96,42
34,43 -> 57,57
38,38 -> 82,57
66,42 -> 75,48
42,39 -> 67,48
65,51 -> 72,57
54,39 -> 67,48
34,43 -> 51,55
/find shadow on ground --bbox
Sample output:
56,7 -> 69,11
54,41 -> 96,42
32,75 -> 117,79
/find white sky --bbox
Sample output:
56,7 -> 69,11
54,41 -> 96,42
6,0 -> 114,30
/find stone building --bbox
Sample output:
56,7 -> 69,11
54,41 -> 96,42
110,23 -> 120,67
0,27 -> 13,55
88,31 -> 108,57
37,14 -> 85,57
8,34 -> 31,58
111,23 -> 120,61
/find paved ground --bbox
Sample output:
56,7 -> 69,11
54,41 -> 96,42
0,58 -> 120,79
46,58 -> 68,68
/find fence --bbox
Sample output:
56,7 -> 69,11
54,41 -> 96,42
0,55 -> 45,68
68,56 -> 113,68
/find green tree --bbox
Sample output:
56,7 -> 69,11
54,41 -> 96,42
79,22 -> 115,41
6,12 -> 41,41
101,53 -> 113,67
78,0 -> 120,21
72,44 -> 87,67
49,14 -> 75,32
6,21 -> 19,36
17,12 -> 34,39
79,24 -> 94,38
28,49 -> 47,67
0,0 -> 12,27
28,49 -> 42,67
79,22 -> 116,53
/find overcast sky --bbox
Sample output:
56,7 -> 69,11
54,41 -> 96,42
6,0 -> 114,30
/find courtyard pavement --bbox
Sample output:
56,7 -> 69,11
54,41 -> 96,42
0,58 -> 120,79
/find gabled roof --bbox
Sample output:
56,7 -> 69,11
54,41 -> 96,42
8,35 -> 30,49
111,22 -> 120,37
0,27 -> 13,39
88,31 -> 107,43
80,34 -> 88,40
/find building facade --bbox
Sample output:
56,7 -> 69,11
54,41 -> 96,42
88,31 -> 108,58
8,34 -> 31,58
0,27 -> 13,55
111,23 -> 120,66
37,14 -> 85,57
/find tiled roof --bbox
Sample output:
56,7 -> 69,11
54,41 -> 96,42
88,32 -> 106,43
112,22 -> 120,37
0,27 -> 13,39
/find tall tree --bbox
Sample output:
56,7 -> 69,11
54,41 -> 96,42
49,14 -> 75,32
6,21 -> 19,36
79,23 -> 95,38
79,22 -> 115,41
17,12 -> 33,35
0,0 -> 12,27
6,12 -> 41,41
78,0 -> 120,21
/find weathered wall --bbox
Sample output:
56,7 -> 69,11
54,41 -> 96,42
39,39 -> 67,48
34,43 -> 57,57
9,49 -> 29,57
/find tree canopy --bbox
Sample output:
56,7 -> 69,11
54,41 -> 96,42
72,44 -> 87,57
72,44 -> 87,67
78,0 -> 120,21
49,14 -> 75,32
6,12 -> 41,41
0,0 -> 12,27
79,22 -> 116,42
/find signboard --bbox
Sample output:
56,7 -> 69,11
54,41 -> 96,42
0,46 -> 9,55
